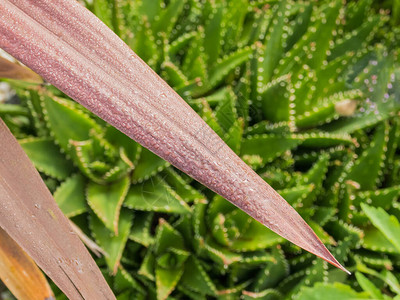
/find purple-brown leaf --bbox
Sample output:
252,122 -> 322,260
0,0 -> 349,275
0,118 -> 115,299
0,56 -> 42,83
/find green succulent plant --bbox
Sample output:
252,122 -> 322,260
1,0 -> 400,299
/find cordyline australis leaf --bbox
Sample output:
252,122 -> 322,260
0,0 -> 349,275
0,56 -> 42,83
0,119 -> 115,299
0,227 -> 54,300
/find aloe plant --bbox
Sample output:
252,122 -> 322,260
1,0 -> 400,299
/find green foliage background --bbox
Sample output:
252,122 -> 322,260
1,0 -> 400,299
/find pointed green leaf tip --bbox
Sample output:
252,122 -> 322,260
87,175 -> 130,234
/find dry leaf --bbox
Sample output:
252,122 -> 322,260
0,227 -> 54,300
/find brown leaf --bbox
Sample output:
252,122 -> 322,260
0,0 -> 348,274
0,118 -> 115,299
0,227 -> 54,300
0,56 -> 42,83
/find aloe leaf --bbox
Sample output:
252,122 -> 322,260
378,270 -> 400,295
229,217 -> 283,251
0,103 -> 28,116
156,265 -> 184,300
241,134 -> 301,165
90,209 -> 132,275
180,256 -> 217,296
297,132 -> 355,148
308,221 -> 336,245
301,154 -> 330,186
114,266 -> 145,295
196,99 -> 224,138
132,148 -> 170,183
346,123 -> 388,190
215,89 -> 237,133
245,121 -> 291,136
251,248 -> 289,291
307,1 -> 341,69
128,16 -> 158,70
364,228 -> 397,254
259,75 -> 291,123
138,251 -> 155,281
0,0 -> 347,273
20,89 -> 49,137
154,218 -> 185,255
260,0 -> 287,83
162,168 -> 205,203
124,176 -> 190,214
345,0 -> 372,31
87,175 -> 130,234
129,212 -> 154,247
285,3 -> 312,51
329,16 -> 381,61
42,94 -> 101,152
19,137 -> 74,180
54,174 -> 87,218
355,272 -> 386,300
0,118 -> 114,298
296,282 -> 369,300
208,46 -> 253,89
203,4 -> 223,68
353,186 -> 400,209
279,184 -> 315,208
152,0 -> 185,38
161,61 -> 189,90
137,0 -> 161,22
104,125 -> 140,165
242,289 -> 281,300
225,118 -> 244,154
167,31 -> 196,58
235,66 -> 251,127
93,0 -> 113,31
295,90 -> 361,128
362,204 -> 400,254
202,240 -> 243,266
182,32 -> 208,82
278,259 -> 328,297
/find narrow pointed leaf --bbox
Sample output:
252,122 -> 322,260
155,265 -> 184,300
124,176 -> 191,214
0,56 -> 42,82
132,147 -> 170,183
0,0 -> 347,273
0,227 -> 54,300
0,118 -> 115,299
296,282 -> 369,300
362,204 -> 400,253
54,174 -> 87,218
87,175 -> 130,234
19,137 -> 74,180
42,94 -> 101,152
180,256 -> 217,296
90,209 -> 132,275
